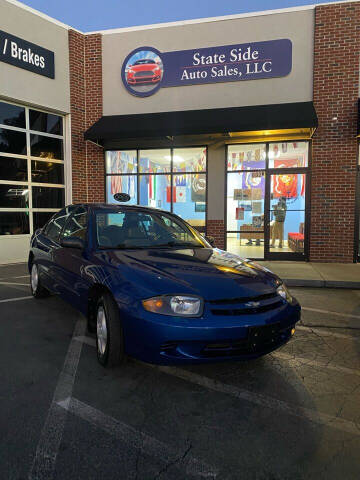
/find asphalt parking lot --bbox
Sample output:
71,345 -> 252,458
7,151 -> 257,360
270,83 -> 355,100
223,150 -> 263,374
1,263 -> 360,480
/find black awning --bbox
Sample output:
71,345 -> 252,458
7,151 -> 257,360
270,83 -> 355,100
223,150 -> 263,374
84,102 -> 318,143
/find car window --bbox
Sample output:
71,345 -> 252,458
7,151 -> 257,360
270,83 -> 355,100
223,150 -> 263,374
95,209 -> 206,249
61,207 -> 88,241
43,208 -> 70,243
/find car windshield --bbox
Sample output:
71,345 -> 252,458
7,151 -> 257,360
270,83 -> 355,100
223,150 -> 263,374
134,59 -> 156,65
95,209 -> 206,249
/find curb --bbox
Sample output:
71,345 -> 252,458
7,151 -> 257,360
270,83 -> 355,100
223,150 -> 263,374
284,279 -> 360,289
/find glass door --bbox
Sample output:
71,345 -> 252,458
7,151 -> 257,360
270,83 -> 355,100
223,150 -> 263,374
226,144 -> 266,259
266,171 -> 307,259
226,141 -> 309,260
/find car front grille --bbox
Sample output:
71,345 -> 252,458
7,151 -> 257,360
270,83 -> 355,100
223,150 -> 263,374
134,70 -> 154,77
210,291 -> 283,316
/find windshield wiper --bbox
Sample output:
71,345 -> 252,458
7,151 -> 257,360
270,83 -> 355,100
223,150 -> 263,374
154,241 -> 204,248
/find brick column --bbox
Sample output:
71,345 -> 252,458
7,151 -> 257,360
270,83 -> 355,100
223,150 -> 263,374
68,30 -> 86,203
207,220 -> 225,250
68,30 -> 104,204
311,2 -> 360,262
84,34 -> 104,202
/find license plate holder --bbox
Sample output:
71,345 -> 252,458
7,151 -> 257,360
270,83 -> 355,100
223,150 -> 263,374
248,322 -> 281,346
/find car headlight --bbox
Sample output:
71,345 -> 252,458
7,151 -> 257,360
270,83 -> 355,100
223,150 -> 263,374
276,283 -> 293,303
142,295 -> 203,317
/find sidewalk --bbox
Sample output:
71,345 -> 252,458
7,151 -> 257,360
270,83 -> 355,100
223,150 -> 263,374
259,261 -> 360,289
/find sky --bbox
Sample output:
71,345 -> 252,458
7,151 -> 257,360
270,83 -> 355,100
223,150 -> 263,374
20,0 -> 344,31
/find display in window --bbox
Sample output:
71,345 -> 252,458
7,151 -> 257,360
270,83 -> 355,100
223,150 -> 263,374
228,144 -> 266,171
106,151 -> 137,174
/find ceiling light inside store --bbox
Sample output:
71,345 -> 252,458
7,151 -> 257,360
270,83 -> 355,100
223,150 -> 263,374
165,155 -> 184,163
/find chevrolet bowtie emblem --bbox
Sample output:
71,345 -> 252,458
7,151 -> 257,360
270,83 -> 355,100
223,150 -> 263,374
245,301 -> 261,308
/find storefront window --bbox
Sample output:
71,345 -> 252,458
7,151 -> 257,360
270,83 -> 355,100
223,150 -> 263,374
139,175 -> 171,210
106,175 -> 137,205
172,147 -> 206,173
105,150 -> 137,174
173,173 -> 206,230
0,101 -> 65,235
139,149 -> 171,174
227,144 -> 266,171
105,147 -> 207,232
269,142 -> 308,168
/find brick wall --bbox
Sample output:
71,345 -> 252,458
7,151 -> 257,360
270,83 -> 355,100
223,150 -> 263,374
68,31 -> 104,204
311,2 -> 360,262
207,220 -> 225,250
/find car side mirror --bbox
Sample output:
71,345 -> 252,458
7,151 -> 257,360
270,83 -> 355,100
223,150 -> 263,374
61,236 -> 84,249
205,235 -> 216,247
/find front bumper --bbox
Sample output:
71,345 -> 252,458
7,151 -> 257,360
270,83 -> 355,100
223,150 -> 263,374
121,299 -> 301,365
127,75 -> 161,85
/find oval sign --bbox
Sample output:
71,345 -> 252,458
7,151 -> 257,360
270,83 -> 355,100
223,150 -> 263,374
113,192 -> 131,202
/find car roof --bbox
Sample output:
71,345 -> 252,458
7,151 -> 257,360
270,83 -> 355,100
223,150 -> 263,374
67,203 -> 173,216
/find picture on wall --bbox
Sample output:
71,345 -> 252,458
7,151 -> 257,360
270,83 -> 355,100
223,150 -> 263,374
124,49 -> 164,96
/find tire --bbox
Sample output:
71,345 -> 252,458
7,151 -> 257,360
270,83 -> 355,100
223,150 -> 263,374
96,293 -> 125,367
30,263 -> 49,298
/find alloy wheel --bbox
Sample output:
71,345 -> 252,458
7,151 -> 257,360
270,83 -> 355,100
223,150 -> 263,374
31,264 -> 38,293
97,305 -> 108,355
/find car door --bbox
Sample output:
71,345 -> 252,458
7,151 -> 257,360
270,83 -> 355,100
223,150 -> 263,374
54,206 -> 91,313
34,208 -> 69,292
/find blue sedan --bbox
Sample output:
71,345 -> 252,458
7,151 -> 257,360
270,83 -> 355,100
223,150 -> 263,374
29,203 -> 300,367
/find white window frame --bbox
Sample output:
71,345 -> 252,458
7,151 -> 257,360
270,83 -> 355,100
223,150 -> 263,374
0,99 -> 66,237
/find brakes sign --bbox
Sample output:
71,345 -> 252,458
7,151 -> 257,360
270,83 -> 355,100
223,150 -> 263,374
0,30 -> 55,78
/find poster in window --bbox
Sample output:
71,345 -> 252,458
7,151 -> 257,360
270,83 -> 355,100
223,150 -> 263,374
234,189 -> 250,201
252,215 -> 263,228
236,207 -> 244,220
273,159 -> 299,198
191,175 -> 206,202
252,201 -> 262,214
195,202 -> 206,212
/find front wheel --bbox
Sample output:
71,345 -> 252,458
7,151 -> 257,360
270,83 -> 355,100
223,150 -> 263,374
96,293 -> 125,367
30,263 -> 49,298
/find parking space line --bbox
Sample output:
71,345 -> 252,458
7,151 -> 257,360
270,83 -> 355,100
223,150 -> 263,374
154,366 -> 360,436
29,318 -> 86,480
74,335 -> 96,347
58,396 -> 218,478
0,281 -> 29,286
297,325 -> 360,341
0,275 -> 29,281
0,296 -> 33,303
272,351 -> 360,377
302,307 -> 360,320
75,336 -> 360,436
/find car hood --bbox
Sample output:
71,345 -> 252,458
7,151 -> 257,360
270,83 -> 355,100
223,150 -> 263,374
98,247 -> 279,301
131,64 -> 158,71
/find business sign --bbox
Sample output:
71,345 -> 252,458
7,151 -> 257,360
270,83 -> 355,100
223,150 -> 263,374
121,39 -> 292,97
0,30 -> 55,79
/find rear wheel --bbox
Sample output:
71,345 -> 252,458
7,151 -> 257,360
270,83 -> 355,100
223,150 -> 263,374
96,293 -> 125,367
30,263 -> 49,298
